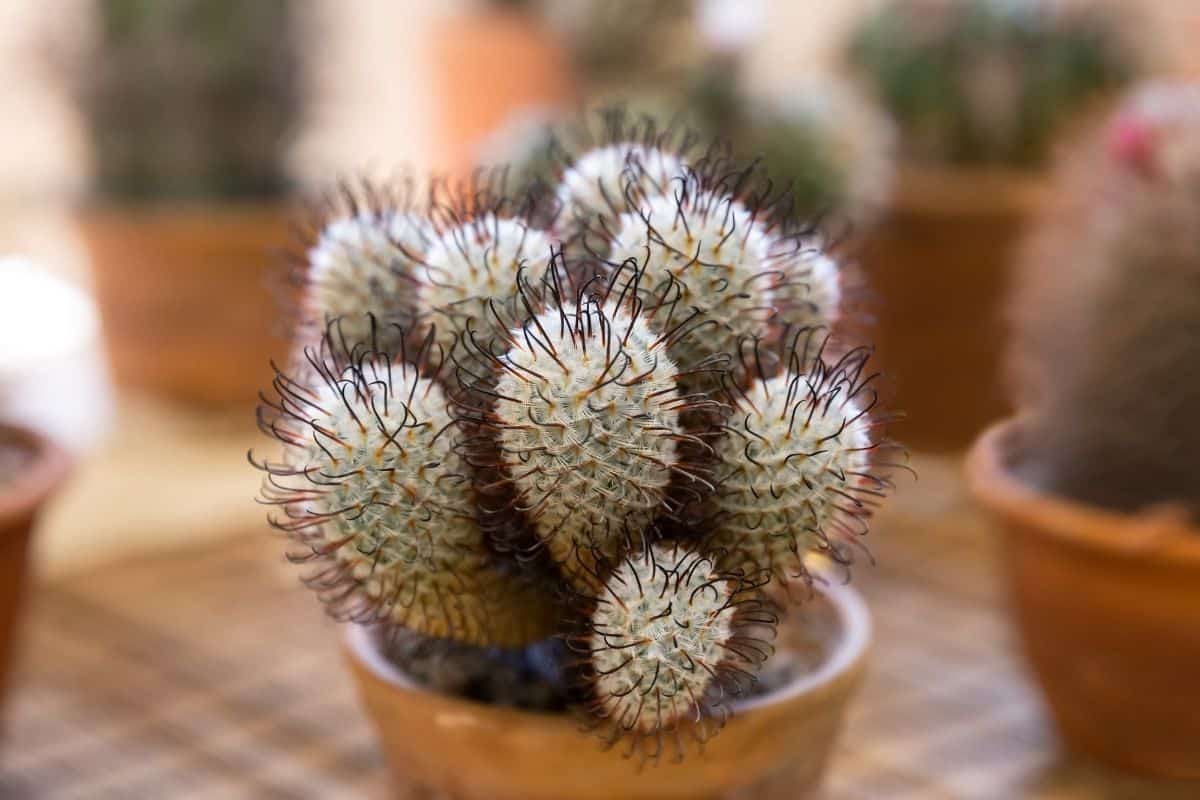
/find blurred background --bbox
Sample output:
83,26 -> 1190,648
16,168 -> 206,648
6,0 -> 1197,575
2,0 -> 1200,796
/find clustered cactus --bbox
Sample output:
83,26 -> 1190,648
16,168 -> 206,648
1008,82 -> 1200,519
848,0 -> 1134,167
255,112 -> 901,761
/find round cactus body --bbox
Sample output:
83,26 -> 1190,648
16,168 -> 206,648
585,544 -> 773,756
490,297 -> 684,585
306,211 -> 429,351
260,350 -> 554,647
710,360 -> 879,581
415,213 -> 555,354
556,144 -> 687,227
604,184 -> 780,368
772,244 -> 843,333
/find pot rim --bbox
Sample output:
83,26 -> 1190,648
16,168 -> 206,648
967,419 -> 1200,563
0,422 -> 71,529
891,164 -> 1051,217
344,575 -> 871,718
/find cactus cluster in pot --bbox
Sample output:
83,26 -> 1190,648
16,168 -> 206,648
1008,81 -> 1200,517
847,0 -> 1135,167
254,113 -> 902,762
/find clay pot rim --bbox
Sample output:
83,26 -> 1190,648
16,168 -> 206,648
0,422 -> 70,529
967,419 -> 1200,563
75,201 -> 294,225
891,164 -> 1051,217
344,576 -> 871,720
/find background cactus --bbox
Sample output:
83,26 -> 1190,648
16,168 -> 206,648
75,0 -> 304,201
847,0 -> 1135,167
257,112 -> 901,758
1007,81 -> 1200,518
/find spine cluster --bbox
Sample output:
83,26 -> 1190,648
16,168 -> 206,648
257,111 -> 901,762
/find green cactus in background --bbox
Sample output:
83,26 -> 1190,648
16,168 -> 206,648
256,113 -> 902,760
847,0 -> 1135,167
77,0 -> 303,201
1008,82 -> 1200,518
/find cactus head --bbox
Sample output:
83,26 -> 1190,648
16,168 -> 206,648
708,335 -> 892,581
582,543 -> 775,760
602,168 -> 785,370
556,143 -> 687,227
474,284 -> 691,589
415,210 -> 556,356
255,332 -> 556,647
303,195 -> 430,352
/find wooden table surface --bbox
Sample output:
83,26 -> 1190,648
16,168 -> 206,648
1,454 -> 1195,799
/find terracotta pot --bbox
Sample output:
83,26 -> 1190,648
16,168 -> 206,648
78,204 -> 294,409
967,420 -> 1200,779
429,9 -> 575,179
859,167 -> 1050,452
0,423 -> 70,707
344,580 -> 870,800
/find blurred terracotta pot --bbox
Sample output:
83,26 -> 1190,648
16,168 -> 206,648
859,167 -> 1050,452
429,8 -> 574,178
344,581 -> 870,800
967,420 -> 1200,779
78,205 -> 294,409
0,423 -> 70,708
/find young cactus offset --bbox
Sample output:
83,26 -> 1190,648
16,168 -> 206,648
582,543 -> 776,759
256,111 -> 901,762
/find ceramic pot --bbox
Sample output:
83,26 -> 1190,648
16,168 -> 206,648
0,423 -> 70,707
428,8 -> 575,179
859,167 -> 1050,451
344,580 -> 870,800
967,420 -> 1200,779
78,204 -> 293,409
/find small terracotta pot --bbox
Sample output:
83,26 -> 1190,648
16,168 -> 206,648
967,420 -> 1200,779
0,423 -> 70,707
859,167 -> 1050,452
428,9 -> 575,179
344,581 -> 870,800
78,204 -> 294,409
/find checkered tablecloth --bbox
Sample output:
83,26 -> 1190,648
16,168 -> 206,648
1,456 -> 1195,799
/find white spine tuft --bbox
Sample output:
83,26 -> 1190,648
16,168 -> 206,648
415,213 -> 554,352
586,544 -> 773,754
711,363 -> 878,581
556,144 -> 687,227
306,212 -> 429,349
605,185 -> 778,366
491,298 -> 682,580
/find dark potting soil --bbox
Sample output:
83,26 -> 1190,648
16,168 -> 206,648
380,591 -> 842,714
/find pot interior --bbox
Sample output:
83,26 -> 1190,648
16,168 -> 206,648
349,575 -> 870,718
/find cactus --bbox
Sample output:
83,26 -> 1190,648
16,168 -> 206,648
707,334 -> 890,581
581,543 -> 776,760
300,184 -> 431,353
1008,81 -> 1200,518
598,160 -> 839,372
255,111 -> 902,760
255,332 -> 556,646
75,0 -> 303,201
847,0 -> 1134,167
